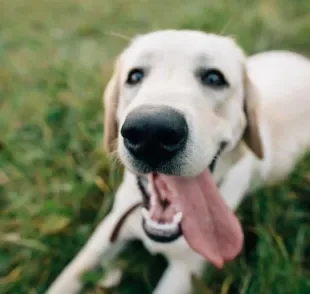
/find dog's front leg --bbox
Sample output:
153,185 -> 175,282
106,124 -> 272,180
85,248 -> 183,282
153,255 -> 205,294
46,211 -> 131,294
46,174 -> 141,294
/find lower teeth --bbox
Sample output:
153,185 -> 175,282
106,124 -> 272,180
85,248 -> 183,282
141,208 -> 183,233
145,223 -> 179,236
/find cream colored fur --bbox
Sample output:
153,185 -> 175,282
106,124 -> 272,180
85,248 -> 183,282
46,30 -> 310,294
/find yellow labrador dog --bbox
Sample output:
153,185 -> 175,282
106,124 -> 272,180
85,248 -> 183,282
47,30 -> 310,294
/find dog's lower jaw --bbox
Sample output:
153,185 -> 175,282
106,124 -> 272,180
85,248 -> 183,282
142,219 -> 183,243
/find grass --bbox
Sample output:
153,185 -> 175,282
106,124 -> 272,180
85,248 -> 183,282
0,0 -> 309,293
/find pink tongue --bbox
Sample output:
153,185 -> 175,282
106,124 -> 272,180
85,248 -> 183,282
161,170 -> 244,268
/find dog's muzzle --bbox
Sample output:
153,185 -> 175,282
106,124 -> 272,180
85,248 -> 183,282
121,105 -> 188,168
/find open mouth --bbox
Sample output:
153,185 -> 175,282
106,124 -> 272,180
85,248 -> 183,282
138,145 -> 244,269
141,173 -> 183,243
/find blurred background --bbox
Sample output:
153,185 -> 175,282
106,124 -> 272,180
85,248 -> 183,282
1,0 -> 309,293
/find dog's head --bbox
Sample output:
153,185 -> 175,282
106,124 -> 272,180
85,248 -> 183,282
103,30 -> 263,175
102,30 -> 264,268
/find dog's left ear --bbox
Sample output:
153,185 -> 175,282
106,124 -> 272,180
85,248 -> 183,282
103,57 -> 121,154
242,69 -> 264,159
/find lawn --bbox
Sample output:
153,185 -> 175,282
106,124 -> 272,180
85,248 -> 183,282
0,0 -> 309,293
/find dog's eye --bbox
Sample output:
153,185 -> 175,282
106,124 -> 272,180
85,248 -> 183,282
126,68 -> 144,85
199,69 -> 228,88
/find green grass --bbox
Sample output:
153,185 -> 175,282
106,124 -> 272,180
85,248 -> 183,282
1,0 -> 309,293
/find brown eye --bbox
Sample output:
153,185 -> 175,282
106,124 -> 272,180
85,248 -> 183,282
199,69 -> 228,88
126,68 -> 144,85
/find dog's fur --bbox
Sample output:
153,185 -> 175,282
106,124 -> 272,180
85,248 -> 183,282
47,30 -> 310,294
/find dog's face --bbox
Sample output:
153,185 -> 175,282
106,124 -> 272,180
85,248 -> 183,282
104,30 -> 263,176
103,30 -> 264,267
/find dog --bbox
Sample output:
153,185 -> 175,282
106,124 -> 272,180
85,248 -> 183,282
46,30 -> 310,294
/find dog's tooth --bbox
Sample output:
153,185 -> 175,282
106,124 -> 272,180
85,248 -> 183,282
152,222 -> 162,230
146,218 -> 160,228
165,222 -> 178,231
145,219 -> 153,228
173,212 -> 183,224
147,219 -> 161,231
159,223 -> 172,230
143,210 -> 182,232
163,222 -> 176,231
145,219 -> 153,229
155,222 -> 165,230
145,219 -> 178,233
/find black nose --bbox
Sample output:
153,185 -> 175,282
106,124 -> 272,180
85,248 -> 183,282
121,106 -> 188,166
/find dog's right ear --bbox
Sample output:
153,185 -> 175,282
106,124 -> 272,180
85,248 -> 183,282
103,57 -> 121,154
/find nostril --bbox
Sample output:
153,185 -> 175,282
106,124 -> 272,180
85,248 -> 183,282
121,124 -> 145,155
122,128 -> 142,145
159,122 -> 188,152
161,130 -> 182,146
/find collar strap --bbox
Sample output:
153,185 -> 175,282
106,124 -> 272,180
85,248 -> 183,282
109,202 -> 141,243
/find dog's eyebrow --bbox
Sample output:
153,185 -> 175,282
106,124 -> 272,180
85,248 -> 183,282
131,51 -> 155,65
194,54 -> 213,65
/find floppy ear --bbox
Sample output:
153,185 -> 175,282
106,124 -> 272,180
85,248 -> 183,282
103,57 -> 121,154
242,69 -> 264,159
